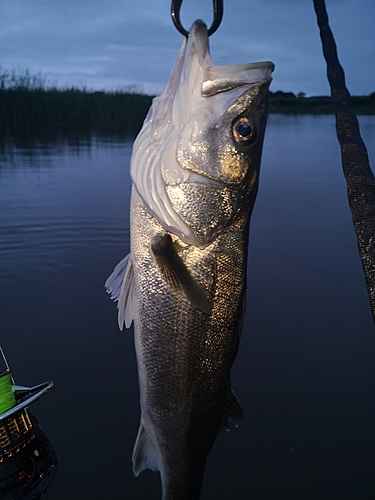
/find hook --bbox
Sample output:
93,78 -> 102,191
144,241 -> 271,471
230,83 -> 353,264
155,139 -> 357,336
171,0 -> 223,37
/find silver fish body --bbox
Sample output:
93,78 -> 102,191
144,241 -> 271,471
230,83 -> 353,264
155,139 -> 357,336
106,20 -> 273,500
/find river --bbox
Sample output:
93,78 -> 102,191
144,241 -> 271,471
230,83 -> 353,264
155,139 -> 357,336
0,114 -> 374,499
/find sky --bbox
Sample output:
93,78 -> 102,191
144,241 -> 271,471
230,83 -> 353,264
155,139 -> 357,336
1,0 -> 374,96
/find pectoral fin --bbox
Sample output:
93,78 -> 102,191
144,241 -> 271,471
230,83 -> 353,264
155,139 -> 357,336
151,233 -> 211,315
105,253 -> 135,330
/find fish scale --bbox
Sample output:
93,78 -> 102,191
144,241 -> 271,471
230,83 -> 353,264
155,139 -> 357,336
131,189 -> 249,499
106,19 -> 273,500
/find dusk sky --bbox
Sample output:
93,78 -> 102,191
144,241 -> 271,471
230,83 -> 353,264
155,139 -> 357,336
1,0 -> 374,96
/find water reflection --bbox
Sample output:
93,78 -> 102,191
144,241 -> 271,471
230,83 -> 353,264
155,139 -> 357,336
0,137 -> 133,281
0,117 -> 374,499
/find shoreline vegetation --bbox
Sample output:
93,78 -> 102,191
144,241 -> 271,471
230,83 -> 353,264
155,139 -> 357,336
1,68 -> 374,144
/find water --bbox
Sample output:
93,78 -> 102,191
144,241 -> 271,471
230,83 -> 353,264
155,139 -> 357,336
0,115 -> 374,499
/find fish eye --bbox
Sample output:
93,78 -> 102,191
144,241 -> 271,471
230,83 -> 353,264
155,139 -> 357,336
232,117 -> 257,146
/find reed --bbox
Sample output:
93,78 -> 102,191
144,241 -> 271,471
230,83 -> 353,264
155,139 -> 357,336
0,88 -> 154,143
0,67 -> 153,144
0,68 -> 374,145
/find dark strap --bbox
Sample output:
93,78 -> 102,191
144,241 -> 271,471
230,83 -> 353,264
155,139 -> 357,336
313,0 -> 375,323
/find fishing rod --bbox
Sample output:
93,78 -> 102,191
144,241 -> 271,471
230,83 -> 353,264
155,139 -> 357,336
171,0 -> 223,36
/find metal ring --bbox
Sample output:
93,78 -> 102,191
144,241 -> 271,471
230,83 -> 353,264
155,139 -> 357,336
171,0 -> 224,37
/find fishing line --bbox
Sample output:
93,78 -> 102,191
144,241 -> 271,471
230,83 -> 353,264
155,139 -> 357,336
0,370 -> 16,414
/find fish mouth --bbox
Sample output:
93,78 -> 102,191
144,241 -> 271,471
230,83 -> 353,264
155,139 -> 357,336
186,19 -> 274,98
202,61 -> 274,97
188,19 -> 211,65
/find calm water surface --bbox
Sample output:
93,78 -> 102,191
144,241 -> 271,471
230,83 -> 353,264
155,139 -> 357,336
1,115 -> 374,499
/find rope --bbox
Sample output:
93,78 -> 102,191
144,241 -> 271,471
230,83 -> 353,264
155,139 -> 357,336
313,0 -> 375,323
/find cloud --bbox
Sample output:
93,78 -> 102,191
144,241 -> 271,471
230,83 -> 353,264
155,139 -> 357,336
0,0 -> 373,95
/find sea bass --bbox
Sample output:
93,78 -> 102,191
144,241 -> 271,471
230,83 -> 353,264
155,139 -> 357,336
106,20 -> 273,500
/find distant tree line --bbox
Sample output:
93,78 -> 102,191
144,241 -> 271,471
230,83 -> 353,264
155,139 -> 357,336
270,90 -> 375,115
1,67 -> 374,144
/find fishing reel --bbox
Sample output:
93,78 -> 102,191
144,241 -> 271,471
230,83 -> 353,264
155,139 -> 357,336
0,358 -> 56,500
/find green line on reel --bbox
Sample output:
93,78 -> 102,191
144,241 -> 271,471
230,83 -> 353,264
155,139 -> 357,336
0,370 -> 16,414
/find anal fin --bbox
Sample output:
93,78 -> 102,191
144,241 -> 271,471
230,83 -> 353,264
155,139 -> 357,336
220,388 -> 244,431
132,422 -> 160,476
151,233 -> 211,315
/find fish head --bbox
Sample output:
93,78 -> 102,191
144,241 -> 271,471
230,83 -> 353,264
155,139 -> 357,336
176,78 -> 271,185
131,20 -> 274,247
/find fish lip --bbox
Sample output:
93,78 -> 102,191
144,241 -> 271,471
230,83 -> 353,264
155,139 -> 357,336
187,19 -> 210,66
188,18 -> 208,34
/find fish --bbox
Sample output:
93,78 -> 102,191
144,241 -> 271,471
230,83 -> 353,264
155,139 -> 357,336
106,19 -> 274,500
